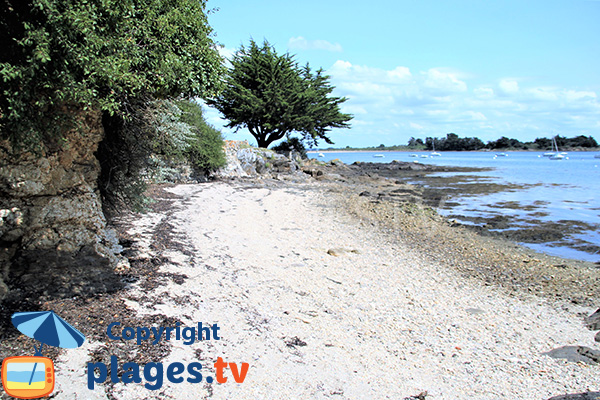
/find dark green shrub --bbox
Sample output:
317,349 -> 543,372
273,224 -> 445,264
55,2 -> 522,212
272,137 -> 308,159
98,99 -> 226,213
208,39 -> 351,148
97,98 -> 161,213
177,100 -> 226,174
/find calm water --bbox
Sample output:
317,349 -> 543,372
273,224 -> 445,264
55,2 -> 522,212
308,151 -> 600,262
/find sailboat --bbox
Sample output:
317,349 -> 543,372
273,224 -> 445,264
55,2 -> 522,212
430,141 -> 441,156
549,137 -> 566,160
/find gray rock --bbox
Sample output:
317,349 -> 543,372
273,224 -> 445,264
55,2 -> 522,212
465,308 -> 486,315
216,140 -> 301,178
543,345 -> 600,365
586,308 -> 600,331
0,109 -> 121,301
547,392 -> 600,400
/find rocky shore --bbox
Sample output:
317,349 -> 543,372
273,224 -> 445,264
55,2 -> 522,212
301,159 -> 600,307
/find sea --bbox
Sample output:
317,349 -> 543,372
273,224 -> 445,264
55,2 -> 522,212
308,150 -> 600,263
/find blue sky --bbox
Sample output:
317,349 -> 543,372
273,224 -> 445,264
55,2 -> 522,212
204,0 -> 600,147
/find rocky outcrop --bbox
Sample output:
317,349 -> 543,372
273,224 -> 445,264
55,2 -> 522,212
0,110 -> 124,302
216,140 -> 302,178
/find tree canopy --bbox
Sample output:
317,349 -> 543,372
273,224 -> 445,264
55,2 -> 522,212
208,39 -> 352,148
425,133 -> 485,151
0,0 -> 224,148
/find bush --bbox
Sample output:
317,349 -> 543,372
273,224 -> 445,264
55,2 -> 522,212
98,99 -> 225,213
272,137 -> 308,159
177,100 -> 226,174
98,98 -> 164,213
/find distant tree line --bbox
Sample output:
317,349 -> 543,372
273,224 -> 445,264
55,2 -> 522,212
404,134 -> 598,151
424,133 -> 485,151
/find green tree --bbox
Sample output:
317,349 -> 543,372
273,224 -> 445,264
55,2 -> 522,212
0,0 -> 224,148
208,39 -> 352,148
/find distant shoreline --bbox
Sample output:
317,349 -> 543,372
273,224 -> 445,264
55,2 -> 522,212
307,148 -> 600,153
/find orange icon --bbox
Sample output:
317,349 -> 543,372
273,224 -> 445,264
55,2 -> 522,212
1,356 -> 54,399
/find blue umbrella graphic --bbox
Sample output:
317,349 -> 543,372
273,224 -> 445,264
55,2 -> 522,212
11,311 -> 86,386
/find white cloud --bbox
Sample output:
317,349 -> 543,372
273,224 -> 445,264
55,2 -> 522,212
527,87 -> 559,101
474,87 -> 494,98
199,56 -> 600,147
423,68 -> 468,94
342,104 -> 368,115
324,60 -> 600,144
388,67 -> 412,81
565,90 -> 597,102
499,79 -> 519,94
330,61 -> 412,84
465,111 -> 487,121
288,36 -> 343,52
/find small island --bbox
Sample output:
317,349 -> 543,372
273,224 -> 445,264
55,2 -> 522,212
313,133 -> 599,152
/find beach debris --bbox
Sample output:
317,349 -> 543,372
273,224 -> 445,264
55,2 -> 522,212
327,248 -> 360,256
285,336 -> 307,348
404,391 -> 428,400
465,308 -> 486,315
547,392 -> 600,400
325,276 -> 342,285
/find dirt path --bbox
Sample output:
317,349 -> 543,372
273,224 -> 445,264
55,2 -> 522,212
55,181 -> 598,399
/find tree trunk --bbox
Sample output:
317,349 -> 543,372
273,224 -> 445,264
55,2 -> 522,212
256,136 -> 270,148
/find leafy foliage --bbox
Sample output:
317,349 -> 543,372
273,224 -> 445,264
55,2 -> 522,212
0,0 -> 224,148
426,133 -> 485,151
177,100 -> 226,173
208,39 -> 352,148
97,98 -> 156,213
407,137 -> 425,148
98,99 -> 225,213
485,135 -> 597,150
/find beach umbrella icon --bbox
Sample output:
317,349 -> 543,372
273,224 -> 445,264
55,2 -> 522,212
9,311 -> 85,391
11,311 -> 86,356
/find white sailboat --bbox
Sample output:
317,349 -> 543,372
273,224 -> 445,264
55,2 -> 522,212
431,141 -> 441,156
549,137 -> 566,160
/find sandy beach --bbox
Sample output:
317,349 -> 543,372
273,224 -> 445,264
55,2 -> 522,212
40,177 -> 600,400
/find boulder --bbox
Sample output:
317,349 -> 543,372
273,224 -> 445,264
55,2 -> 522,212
215,140 -> 301,178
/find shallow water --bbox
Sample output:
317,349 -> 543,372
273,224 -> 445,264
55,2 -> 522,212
309,151 -> 600,262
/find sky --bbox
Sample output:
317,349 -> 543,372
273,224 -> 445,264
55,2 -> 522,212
203,0 -> 600,148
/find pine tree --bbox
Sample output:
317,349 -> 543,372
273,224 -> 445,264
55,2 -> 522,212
209,40 -> 352,148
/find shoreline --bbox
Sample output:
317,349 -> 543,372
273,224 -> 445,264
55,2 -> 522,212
304,158 -> 600,263
301,163 -> 600,306
307,148 -> 600,153
1,177 -> 598,399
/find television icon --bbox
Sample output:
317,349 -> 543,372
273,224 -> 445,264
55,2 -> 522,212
1,356 -> 54,399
